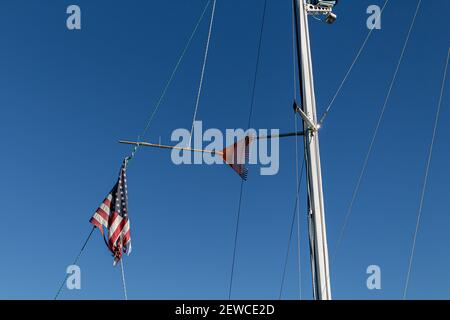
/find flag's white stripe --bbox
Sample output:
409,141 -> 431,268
109,214 -> 123,239
122,221 -> 132,255
122,220 -> 130,235
100,203 -> 111,216
92,212 -> 108,228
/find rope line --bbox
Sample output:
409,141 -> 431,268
128,0 -> 212,160
116,1 -> 213,299
188,0 -> 217,147
54,227 -> 95,300
228,179 -> 245,300
293,2 -> 304,299
56,1 -> 213,301
245,1 -> 267,130
228,0 -> 267,300
291,0 -> 298,100
403,48 -> 449,299
294,121 -> 303,301
120,258 -> 129,300
330,0 -> 422,265
279,159 -> 305,299
318,0 -> 390,126
278,3 -> 304,299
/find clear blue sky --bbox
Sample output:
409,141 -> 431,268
0,0 -> 449,300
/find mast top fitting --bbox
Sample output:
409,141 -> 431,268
305,1 -> 338,24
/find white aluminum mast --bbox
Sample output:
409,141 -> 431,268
293,0 -> 334,300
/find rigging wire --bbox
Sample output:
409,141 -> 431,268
120,258 -> 129,300
54,227 -> 95,300
291,0 -> 318,298
119,8 -> 212,299
188,0 -> 217,147
318,0 -> 390,126
55,4 -> 213,298
59,0 -> 252,301
330,0 -> 422,266
294,122 -> 303,301
228,0 -> 267,300
403,48 -> 450,299
278,159 -> 305,299
277,1 -> 304,299
228,179 -> 245,300
128,0 -> 213,160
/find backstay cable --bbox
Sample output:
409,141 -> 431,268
228,0 -> 267,300
403,48 -> 449,299
331,0 -> 422,265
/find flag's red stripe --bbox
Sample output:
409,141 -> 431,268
96,207 -> 109,221
108,212 -> 121,246
108,211 -> 118,224
122,230 -> 131,245
109,218 -> 127,249
89,217 -> 104,234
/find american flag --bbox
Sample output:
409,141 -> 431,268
90,158 -> 132,264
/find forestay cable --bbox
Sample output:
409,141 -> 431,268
403,48 -> 450,299
331,0 -> 422,264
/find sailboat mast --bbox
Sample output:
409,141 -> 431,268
293,0 -> 332,300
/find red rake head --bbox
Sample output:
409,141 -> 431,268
221,135 -> 254,181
